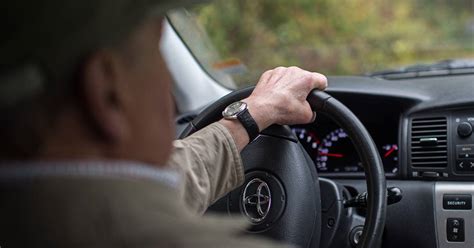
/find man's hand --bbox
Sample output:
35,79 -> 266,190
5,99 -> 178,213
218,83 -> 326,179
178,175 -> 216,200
245,66 -> 328,131
219,66 -> 328,150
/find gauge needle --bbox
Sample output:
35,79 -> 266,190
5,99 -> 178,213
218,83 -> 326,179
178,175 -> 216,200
384,146 -> 397,158
319,152 -> 345,158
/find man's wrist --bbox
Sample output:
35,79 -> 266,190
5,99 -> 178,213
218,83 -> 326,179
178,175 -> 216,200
218,118 -> 250,151
243,97 -> 273,131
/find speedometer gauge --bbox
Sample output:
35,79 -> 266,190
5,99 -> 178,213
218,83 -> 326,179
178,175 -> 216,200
291,127 -> 320,155
316,128 -> 362,172
381,144 -> 399,174
292,125 -> 399,175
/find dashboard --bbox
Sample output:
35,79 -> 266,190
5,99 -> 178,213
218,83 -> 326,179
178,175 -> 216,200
300,75 -> 474,182
277,74 -> 474,184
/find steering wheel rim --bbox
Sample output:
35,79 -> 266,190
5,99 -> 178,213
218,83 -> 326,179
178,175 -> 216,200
180,87 -> 387,248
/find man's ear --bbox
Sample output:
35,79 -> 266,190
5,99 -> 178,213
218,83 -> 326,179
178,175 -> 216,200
80,50 -> 130,144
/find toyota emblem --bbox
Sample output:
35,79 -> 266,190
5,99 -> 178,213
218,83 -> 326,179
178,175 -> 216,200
242,178 -> 272,223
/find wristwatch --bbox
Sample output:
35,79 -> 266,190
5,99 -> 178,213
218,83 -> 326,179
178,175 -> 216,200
222,101 -> 260,141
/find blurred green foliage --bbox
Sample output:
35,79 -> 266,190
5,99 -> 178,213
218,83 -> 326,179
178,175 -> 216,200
194,0 -> 474,85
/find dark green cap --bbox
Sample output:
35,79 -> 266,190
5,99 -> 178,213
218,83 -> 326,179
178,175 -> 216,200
0,0 -> 204,107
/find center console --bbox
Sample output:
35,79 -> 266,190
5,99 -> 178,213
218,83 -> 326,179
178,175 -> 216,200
407,108 -> 474,247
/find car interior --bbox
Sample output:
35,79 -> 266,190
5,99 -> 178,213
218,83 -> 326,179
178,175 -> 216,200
0,1 -> 472,248
166,2 -> 474,248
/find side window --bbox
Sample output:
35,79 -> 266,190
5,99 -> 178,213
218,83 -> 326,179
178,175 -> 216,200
167,9 -> 238,89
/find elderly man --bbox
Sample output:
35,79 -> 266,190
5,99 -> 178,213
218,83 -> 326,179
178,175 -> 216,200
0,0 -> 327,247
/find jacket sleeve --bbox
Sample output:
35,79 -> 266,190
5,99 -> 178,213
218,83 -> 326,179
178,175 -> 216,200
166,122 -> 245,215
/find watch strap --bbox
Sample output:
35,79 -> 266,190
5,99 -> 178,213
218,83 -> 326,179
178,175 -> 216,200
237,109 -> 260,141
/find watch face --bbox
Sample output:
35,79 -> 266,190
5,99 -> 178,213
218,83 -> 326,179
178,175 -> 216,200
223,101 -> 247,118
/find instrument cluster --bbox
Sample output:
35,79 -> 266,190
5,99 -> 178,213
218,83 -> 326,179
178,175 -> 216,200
291,115 -> 400,175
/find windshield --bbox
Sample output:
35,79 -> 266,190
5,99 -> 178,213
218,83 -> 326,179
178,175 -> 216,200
168,0 -> 474,88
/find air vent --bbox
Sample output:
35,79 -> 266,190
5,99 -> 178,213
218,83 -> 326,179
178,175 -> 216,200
410,117 -> 448,167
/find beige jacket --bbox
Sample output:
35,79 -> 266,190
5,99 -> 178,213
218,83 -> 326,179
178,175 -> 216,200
0,123 -> 291,248
168,122 -> 245,214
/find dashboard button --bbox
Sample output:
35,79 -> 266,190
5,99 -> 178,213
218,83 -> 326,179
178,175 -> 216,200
446,218 -> 464,242
443,194 -> 472,210
456,145 -> 474,154
457,122 -> 473,137
421,171 -> 439,178
349,226 -> 364,247
456,160 -> 466,170
458,153 -> 474,159
456,160 -> 474,172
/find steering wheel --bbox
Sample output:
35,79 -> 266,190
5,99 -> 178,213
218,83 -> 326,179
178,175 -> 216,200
180,87 -> 387,248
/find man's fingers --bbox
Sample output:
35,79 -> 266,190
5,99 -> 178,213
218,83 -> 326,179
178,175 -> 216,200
287,71 -> 327,97
284,68 -> 328,92
310,72 -> 328,90
300,102 -> 316,124
257,69 -> 274,85
310,111 -> 317,123
250,65 -> 327,127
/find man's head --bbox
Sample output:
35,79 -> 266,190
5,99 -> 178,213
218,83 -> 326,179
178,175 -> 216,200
0,1 -> 203,165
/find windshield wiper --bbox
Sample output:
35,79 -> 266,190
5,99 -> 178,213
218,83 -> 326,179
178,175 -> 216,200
367,59 -> 474,80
